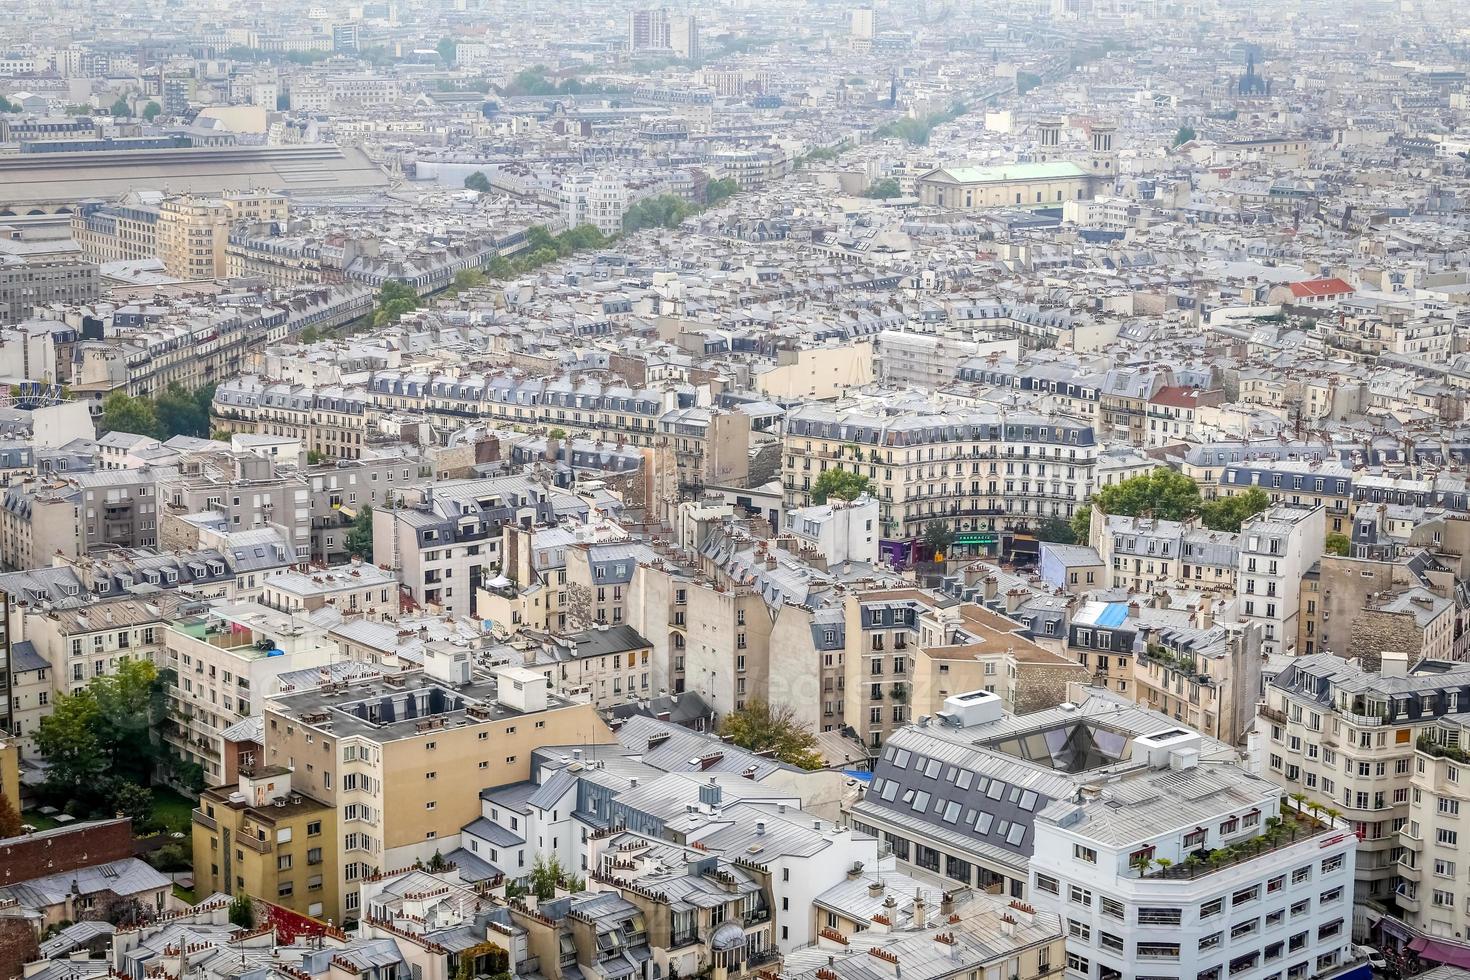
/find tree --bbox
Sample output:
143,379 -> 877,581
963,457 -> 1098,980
0,95 -> 20,113
721,700 -> 823,769
437,37 -> 457,64
0,790 -> 22,838
142,101 -> 162,121
1034,516 -> 1078,545
110,97 -> 131,117
35,660 -> 170,811
346,505 -> 373,560
1199,487 -> 1270,533
453,268 -> 486,292
155,383 -> 209,439
528,854 -> 567,900
1172,125 -> 1197,147
921,521 -> 954,559
704,178 -> 739,206
861,177 -> 902,199
99,390 -> 161,439
34,689 -> 107,806
1071,468 -> 1203,541
464,170 -> 491,193
372,280 -> 419,327
1325,532 -> 1350,556
810,469 -> 870,504
622,194 -> 697,232
229,893 -> 255,929
108,780 -> 153,829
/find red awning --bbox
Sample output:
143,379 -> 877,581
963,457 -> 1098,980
1410,938 -> 1470,969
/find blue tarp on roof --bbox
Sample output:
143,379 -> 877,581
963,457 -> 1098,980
1095,602 -> 1129,628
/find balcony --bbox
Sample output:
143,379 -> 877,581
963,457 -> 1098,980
236,833 -> 272,854
1142,805 -> 1342,881
192,808 -> 217,831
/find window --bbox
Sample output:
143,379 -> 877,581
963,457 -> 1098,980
1068,885 -> 1092,907
1100,896 -> 1125,920
1139,908 -> 1181,926
1036,874 -> 1059,895
1073,844 -> 1097,864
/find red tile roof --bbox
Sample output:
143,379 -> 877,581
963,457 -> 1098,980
1149,385 -> 1203,408
1288,277 -> 1354,298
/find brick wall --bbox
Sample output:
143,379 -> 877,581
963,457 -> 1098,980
0,819 -> 133,887
0,915 -> 40,980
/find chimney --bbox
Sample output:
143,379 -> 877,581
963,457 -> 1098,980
1381,650 -> 1408,677
939,890 -> 954,917
756,821 -> 765,836
1127,600 -> 1140,618
912,888 -> 928,929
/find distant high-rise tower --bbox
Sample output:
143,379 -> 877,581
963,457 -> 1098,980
851,6 -> 875,40
629,8 -> 672,52
669,13 -> 699,60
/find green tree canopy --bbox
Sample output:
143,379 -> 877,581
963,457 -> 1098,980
142,101 -> 162,120
464,170 -> 491,193
719,699 -> 823,770
810,468 -> 870,504
155,382 -> 213,439
921,520 -> 954,558
861,177 -> 902,199
372,280 -> 419,327
1173,125 -> 1197,147
35,659 -> 172,813
1069,468 -> 1203,541
110,97 -> 131,116
437,37 -> 457,63
346,505 -> 374,560
1033,516 -> 1078,544
99,390 -> 160,439
0,96 -> 20,113
1325,531 -> 1350,556
704,178 -> 739,206
622,194 -> 697,232
1198,487 -> 1271,532
229,893 -> 255,928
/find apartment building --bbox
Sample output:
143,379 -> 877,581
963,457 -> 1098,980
0,239 -> 100,325
1264,653 -> 1470,907
842,589 -> 931,750
192,765 -> 339,918
846,687 -> 1239,902
1092,513 -> 1239,594
783,401 -> 1096,566
910,600 -> 1086,718
1211,459 -> 1353,535
790,891 -> 1063,980
23,596 -> 175,696
0,466 -> 168,570
259,562 -> 399,621
162,602 -> 338,782
538,624 -> 654,710
261,652 -> 612,922
157,450 -> 311,559
221,370 -> 750,491
156,191 -> 291,282
1029,729 -> 1359,980
157,195 -> 232,280
213,378 -> 371,461
1133,616 -> 1264,747
72,199 -> 161,265
1237,505 -> 1324,657
1401,713 -> 1470,952
380,476 -> 586,618
586,841 -> 781,978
